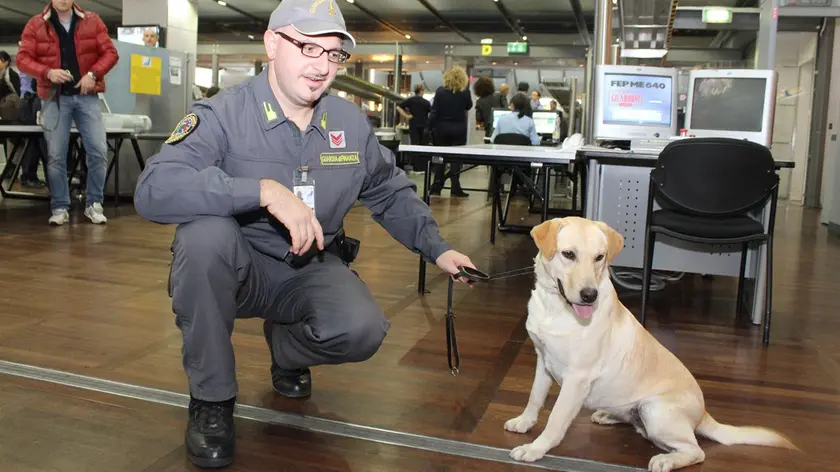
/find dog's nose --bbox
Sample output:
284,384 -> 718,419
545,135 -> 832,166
579,288 -> 598,304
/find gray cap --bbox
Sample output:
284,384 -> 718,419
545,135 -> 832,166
268,0 -> 356,48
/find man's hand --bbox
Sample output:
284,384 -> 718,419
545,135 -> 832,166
435,250 -> 477,285
75,73 -> 96,95
47,69 -> 73,85
260,179 -> 324,255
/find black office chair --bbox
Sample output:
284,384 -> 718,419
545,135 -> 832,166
639,137 -> 780,346
492,133 -> 531,146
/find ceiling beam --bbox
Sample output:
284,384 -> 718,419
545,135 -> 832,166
346,2 -> 415,41
0,4 -> 33,19
215,1 -> 265,25
413,0 -> 472,43
85,0 -> 123,13
493,0 -> 526,39
568,0 -> 591,47
196,41 -> 744,64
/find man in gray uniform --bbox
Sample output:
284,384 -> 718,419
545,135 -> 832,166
134,0 -> 475,468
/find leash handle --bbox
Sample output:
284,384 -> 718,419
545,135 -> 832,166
446,276 -> 459,375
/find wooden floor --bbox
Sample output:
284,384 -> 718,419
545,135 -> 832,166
0,168 -> 837,471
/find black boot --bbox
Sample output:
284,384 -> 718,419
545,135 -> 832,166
185,397 -> 236,468
264,320 -> 312,398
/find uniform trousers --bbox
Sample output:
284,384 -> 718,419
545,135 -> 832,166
169,216 -> 390,402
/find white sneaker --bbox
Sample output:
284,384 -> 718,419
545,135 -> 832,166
84,203 -> 107,224
48,209 -> 70,226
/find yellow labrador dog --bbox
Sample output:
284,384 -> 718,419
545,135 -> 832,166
505,217 -> 797,471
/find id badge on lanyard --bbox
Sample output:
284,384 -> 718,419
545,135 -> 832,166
293,166 -> 315,216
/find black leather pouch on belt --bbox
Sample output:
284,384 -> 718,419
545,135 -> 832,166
282,228 -> 360,268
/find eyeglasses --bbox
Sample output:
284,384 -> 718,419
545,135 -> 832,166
275,31 -> 351,64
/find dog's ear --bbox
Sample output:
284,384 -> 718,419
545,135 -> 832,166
531,218 -> 565,260
594,221 -> 624,264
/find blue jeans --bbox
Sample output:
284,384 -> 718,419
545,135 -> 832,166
41,94 -> 107,211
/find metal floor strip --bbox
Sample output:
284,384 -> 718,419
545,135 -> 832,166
0,360 -> 644,472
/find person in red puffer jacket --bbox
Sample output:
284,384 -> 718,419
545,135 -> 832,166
16,0 -> 119,226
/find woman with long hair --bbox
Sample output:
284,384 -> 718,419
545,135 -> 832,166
427,65 -> 472,197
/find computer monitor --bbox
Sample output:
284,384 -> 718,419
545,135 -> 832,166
684,69 -> 777,147
593,65 -> 678,140
118,25 -> 163,48
491,108 -> 508,130
532,111 -> 558,135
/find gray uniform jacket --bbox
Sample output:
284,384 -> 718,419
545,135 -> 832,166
134,71 -> 451,264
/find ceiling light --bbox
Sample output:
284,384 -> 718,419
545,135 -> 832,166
522,35 -> 527,41
347,0 -> 354,3
405,34 -> 411,39
248,34 -> 255,40
216,0 -> 226,6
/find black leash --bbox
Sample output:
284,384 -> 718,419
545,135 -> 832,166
445,265 -> 535,375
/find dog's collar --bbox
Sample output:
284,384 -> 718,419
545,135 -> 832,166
556,278 -> 573,308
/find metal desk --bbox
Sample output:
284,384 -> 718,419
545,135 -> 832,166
579,145 -> 795,325
399,143 -> 578,295
0,125 -> 144,206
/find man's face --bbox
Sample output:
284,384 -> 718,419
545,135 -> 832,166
52,0 -> 74,12
143,30 -> 159,47
264,26 -> 341,107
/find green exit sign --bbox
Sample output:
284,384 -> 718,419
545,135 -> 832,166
507,42 -> 529,55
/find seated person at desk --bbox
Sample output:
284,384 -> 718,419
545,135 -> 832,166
491,94 -> 540,146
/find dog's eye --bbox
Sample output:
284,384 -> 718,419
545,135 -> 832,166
595,254 -> 605,262
561,250 -> 575,260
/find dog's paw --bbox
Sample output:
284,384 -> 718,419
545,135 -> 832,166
648,454 -> 675,472
504,415 -> 537,434
510,442 -> 548,462
591,410 -> 622,425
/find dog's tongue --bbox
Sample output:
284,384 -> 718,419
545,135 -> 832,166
572,304 -> 595,319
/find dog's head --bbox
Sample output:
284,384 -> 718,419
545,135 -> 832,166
530,217 -> 624,320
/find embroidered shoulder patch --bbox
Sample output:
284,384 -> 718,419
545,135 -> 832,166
166,113 -> 200,145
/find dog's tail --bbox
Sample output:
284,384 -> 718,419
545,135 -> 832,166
696,412 -> 799,451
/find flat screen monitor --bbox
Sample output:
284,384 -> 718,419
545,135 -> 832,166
532,111 -> 558,135
684,69 -> 777,147
118,25 -> 162,48
491,108 -> 508,130
593,65 -> 678,140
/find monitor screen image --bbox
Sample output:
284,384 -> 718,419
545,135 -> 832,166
492,108 -> 508,130
689,77 -> 766,132
118,25 -> 161,48
602,73 -> 673,127
532,111 -> 557,134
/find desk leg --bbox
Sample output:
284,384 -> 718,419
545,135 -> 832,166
418,156 -> 432,296
541,166 -> 550,221
490,165 -> 497,244
0,138 -> 23,195
113,138 -> 124,208
131,138 -> 145,170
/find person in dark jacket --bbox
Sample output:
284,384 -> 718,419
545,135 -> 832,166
428,65 -> 472,197
0,51 -> 21,100
397,83 -> 431,144
473,76 -> 504,138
